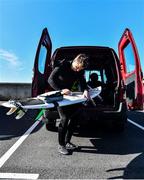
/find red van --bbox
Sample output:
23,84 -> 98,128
31,28 -> 144,131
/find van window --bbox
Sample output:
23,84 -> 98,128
123,43 -> 135,74
38,45 -> 47,74
102,69 -> 107,84
85,70 -> 101,82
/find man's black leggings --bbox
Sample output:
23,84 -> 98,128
57,104 -> 81,146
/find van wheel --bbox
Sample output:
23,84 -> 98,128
112,113 -> 127,133
45,119 -> 57,131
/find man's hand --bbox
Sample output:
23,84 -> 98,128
61,89 -> 72,95
83,90 -> 90,99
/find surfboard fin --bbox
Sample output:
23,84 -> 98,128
15,109 -> 28,120
6,107 -> 18,115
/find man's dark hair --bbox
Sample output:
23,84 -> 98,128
73,54 -> 89,68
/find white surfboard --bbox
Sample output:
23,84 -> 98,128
2,87 -> 101,110
2,87 -> 101,119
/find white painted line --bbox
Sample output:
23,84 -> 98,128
135,110 -> 144,113
127,110 -> 144,113
128,118 -> 144,131
0,119 -> 41,168
0,173 -> 39,179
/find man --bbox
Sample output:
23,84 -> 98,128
48,54 -> 90,155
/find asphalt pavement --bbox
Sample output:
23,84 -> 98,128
0,105 -> 144,179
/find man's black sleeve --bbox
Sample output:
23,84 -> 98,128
48,67 -> 65,90
79,72 -> 88,91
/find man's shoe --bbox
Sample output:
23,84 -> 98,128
66,142 -> 78,150
58,145 -> 69,155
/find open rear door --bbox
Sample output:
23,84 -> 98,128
32,28 -> 53,97
118,28 -> 144,110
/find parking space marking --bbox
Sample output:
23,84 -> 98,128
134,110 -> 144,113
0,119 -> 42,168
0,173 -> 39,179
128,118 -> 144,131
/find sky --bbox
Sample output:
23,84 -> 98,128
0,0 -> 144,83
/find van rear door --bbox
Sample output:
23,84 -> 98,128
32,28 -> 52,97
118,28 -> 143,110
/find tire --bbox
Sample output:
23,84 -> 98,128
44,110 -> 59,131
45,119 -> 57,131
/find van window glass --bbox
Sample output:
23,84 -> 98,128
85,70 -> 90,82
123,43 -> 135,74
85,70 -> 101,82
102,69 -> 107,83
38,45 -> 47,74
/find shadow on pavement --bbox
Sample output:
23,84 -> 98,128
73,121 -> 144,179
106,153 -> 144,179
74,122 -> 144,155
0,106 -> 44,140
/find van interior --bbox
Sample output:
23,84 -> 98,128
51,46 -> 120,111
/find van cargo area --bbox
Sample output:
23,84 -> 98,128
52,46 -> 121,111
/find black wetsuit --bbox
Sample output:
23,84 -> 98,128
48,61 -> 87,146
48,61 -> 87,91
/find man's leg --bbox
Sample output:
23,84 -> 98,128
57,106 -> 70,155
65,104 -> 81,149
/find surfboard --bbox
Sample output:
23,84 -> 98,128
2,87 -> 101,119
